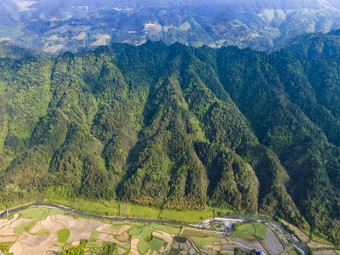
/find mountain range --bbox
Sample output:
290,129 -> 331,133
0,0 -> 340,53
0,30 -> 338,244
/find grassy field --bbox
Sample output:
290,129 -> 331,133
90,231 -> 99,242
252,223 -> 268,240
48,198 -> 120,216
137,239 -> 152,254
231,230 -> 247,239
159,207 -> 231,223
181,228 -> 219,238
14,220 -> 38,234
119,203 -> 161,219
148,237 -> 164,251
3,196 -> 232,225
311,234 -> 334,246
191,236 -> 221,248
237,223 -> 268,240
18,207 -> 64,220
130,226 -> 154,240
58,228 -> 70,243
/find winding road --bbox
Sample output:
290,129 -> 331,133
0,202 -> 204,228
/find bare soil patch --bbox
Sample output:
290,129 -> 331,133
152,230 -> 173,243
130,238 -> 140,255
0,236 -> 18,242
181,228 -> 217,238
115,231 -> 130,243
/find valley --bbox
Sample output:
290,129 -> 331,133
1,0 -> 339,53
1,204 -> 336,255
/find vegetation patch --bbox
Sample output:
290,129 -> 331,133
160,208 -> 215,224
18,207 -> 45,219
43,208 -> 65,218
45,198 -> 230,225
62,240 -> 88,254
253,223 -> 268,240
130,225 -> 176,253
237,223 -> 268,240
169,248 -> 183,254
14,220 -> 38,234
231,231 -> 247,239
148,237 -> 164,251
58,228 -> 70,243
190,236 -> 221,248
18,207 -> 65,220
137,239 -> 153,254
90,230 -> 99,242
132,226 -> 154,240
0,242 -> 14,255
129,227 -> 144,236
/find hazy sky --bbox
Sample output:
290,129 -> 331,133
24,0 -> 340,9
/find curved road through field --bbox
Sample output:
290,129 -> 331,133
0,202 -> 200,228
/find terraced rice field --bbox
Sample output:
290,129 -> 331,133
0,207 -> 185,254
0,206 -> 322,255
0,207 -> 131,255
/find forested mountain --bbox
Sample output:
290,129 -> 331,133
0,0 -> 339,53
0,31 -> 339,244
0,41 -> 50,60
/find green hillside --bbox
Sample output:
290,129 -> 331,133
0,36 -> 338,244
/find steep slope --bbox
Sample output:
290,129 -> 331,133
0,39 -> 338,243
282,29 -> 340,61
